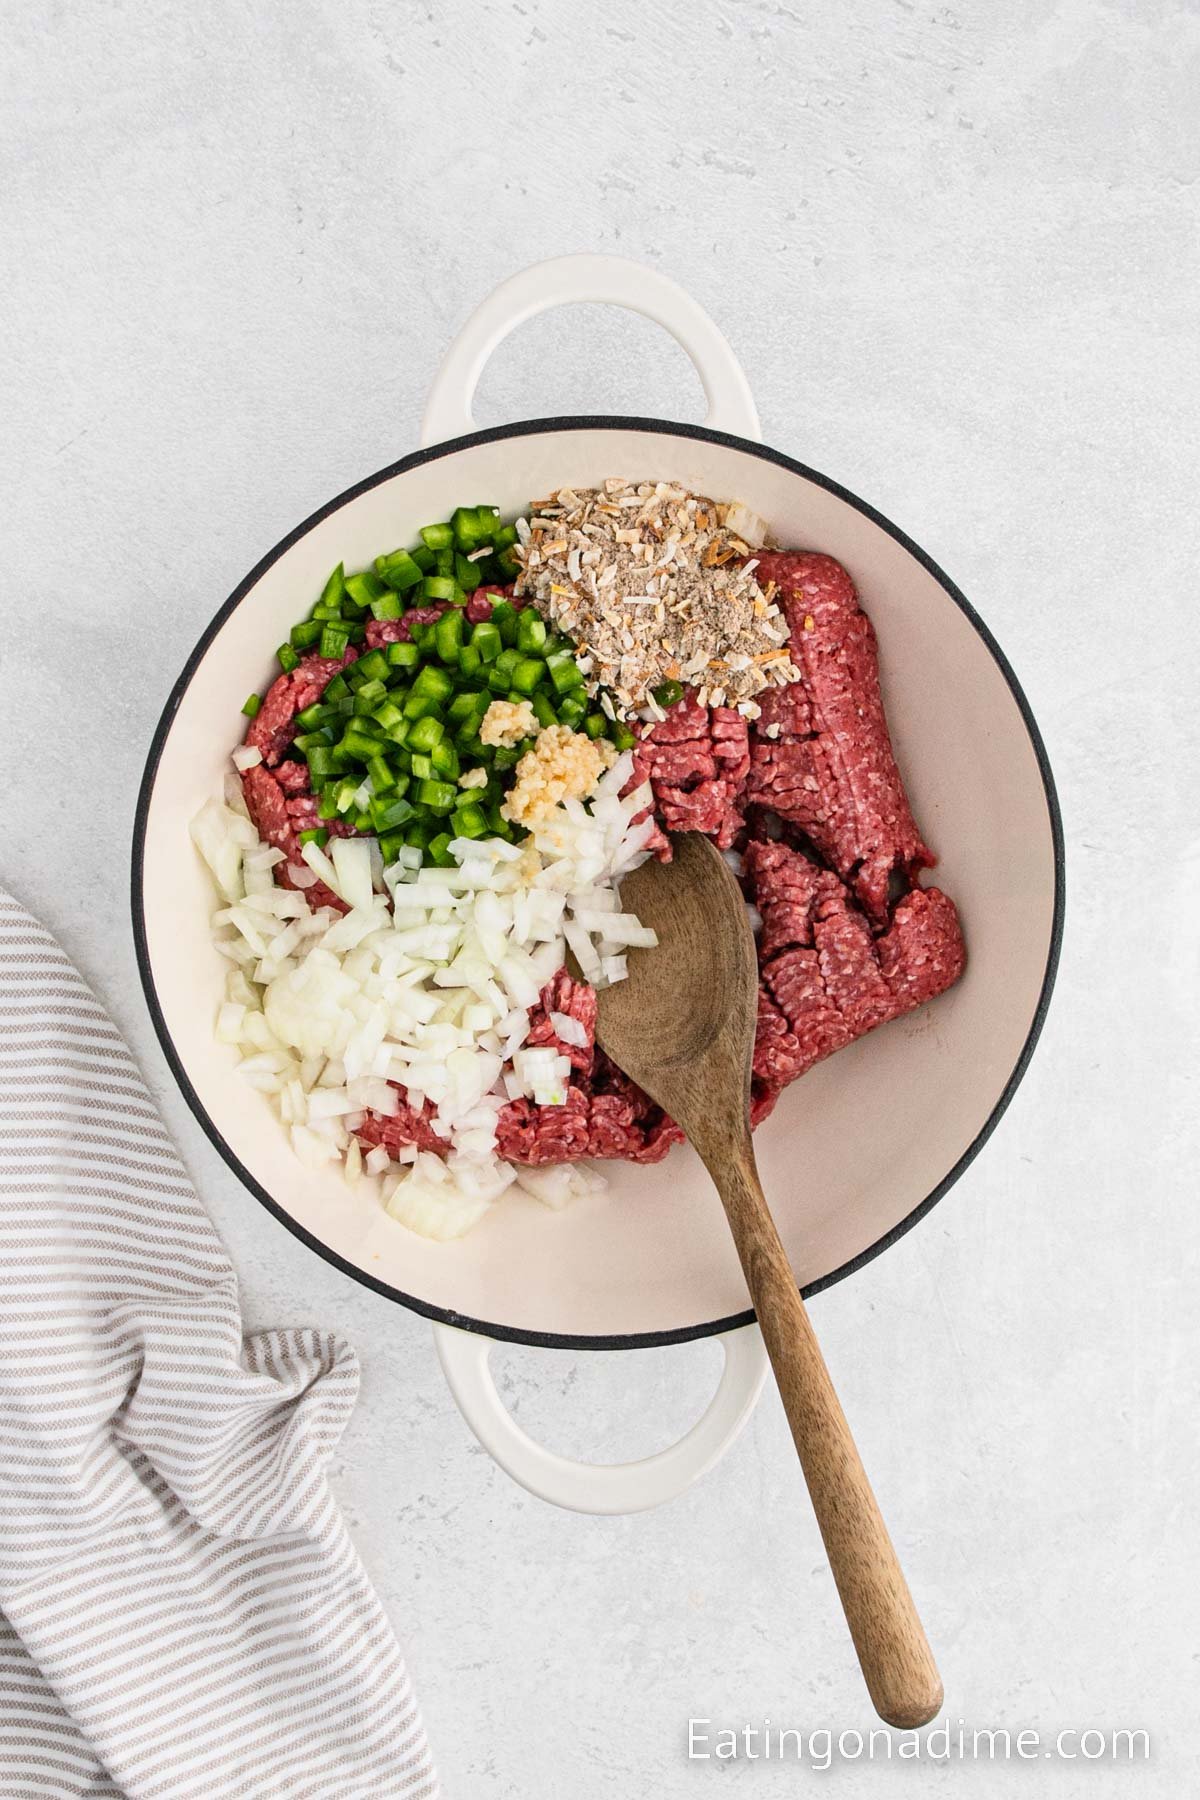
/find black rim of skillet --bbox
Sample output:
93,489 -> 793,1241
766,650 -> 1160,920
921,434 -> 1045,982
132,416 -> 1066,1353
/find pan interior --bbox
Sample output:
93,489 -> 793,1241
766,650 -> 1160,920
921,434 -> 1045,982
137,424 -> 1059,1346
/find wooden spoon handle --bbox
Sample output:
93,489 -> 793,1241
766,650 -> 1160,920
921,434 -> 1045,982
709,1143 -> 943,1730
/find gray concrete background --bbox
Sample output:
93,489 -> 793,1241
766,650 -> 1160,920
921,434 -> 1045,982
2,1 -> 1197,1794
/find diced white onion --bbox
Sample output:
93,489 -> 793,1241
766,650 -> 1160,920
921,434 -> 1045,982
331,838 -> 374,913
300,839 -> 340,894
515,1162 -> 608,1211
216,1002 -> 245,1044
550,1010 -> 587,1048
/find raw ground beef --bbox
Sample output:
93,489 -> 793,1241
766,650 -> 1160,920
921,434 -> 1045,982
245,648 -> 358,768
522,968 -> 598,1075
745,552 -> 934,923
744,838 -> 964,1121
241,762 -> 356,915
632,692 -> 750,849
356,1095 -> 450,1158
627,552 -> 933,923
364,585 -> 522,649
495,1053 -> 684,1166
356,973 -> 686,1168
241,555 -> 965,1170
241,647 -> 362,913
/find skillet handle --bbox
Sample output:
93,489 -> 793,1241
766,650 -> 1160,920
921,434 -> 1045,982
420,254 -> 762,447
432,1320 -> 768,1514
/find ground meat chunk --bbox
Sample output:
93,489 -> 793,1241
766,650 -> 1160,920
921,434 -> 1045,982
245,649 -> 357,766
274,760 -> 311,795
283,790 -> 357,841
240,649 -> 360,912
755,681 -> 816,738
241,762 -> 292,852
634,692 -> 748,850
745,838 -> 845,960
356,982 -> 683,1168
495,1089 -> 594,1164
365,607 -> 448,648
364,585 -> 521,647
815,901 -> 895,1037
751,986 -> 809,1089
361,1054 -> 684,1169
359,1070 -> 673,1169
522,971 -> 598,1076
466,583 -> 523,624
357,1098 -> 449,1158
493,1051 -> 684,1165
747,732 -> 834,851
876,885 -> 966,1010
241,764 -> 344,913
766,947 -> 855,1071
750,1080 -> 784,1128
649,742 -> 719,787
645,691 -> 710,745
711,706 -> 752,782
586,1054 -> 685,1164
745,836 -> 964,1091
748,552 -> 933,923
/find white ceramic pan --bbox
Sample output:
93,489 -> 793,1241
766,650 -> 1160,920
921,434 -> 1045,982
133,256 -> 1063,1514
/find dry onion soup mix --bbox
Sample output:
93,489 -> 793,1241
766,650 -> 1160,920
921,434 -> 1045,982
191,480 -> 965,1240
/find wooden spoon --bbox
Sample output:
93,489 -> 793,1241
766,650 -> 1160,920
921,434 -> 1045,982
593,830 -> 943,1730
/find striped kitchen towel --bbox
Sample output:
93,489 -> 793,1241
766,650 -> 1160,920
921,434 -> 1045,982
0,887 -> 439,1800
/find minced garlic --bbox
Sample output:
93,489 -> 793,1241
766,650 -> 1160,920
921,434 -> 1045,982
501,725 -> 617,827
480,698 -> 537,747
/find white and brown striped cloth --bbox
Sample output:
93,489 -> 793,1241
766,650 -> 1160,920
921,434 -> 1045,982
0,889 -> 439,1799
